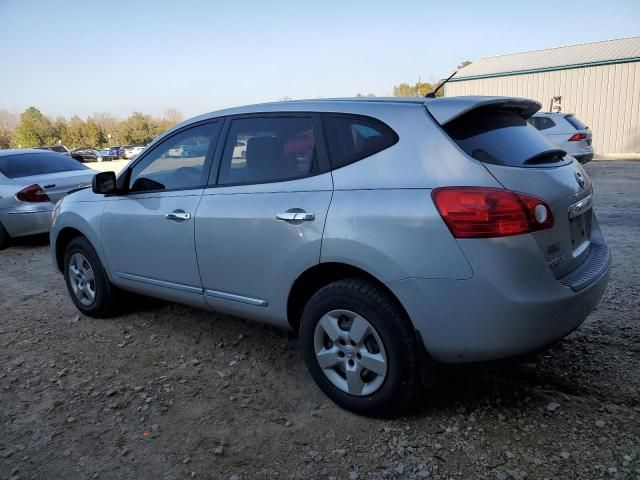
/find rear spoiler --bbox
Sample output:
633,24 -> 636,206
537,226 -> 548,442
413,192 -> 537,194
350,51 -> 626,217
425,96 -> 541,125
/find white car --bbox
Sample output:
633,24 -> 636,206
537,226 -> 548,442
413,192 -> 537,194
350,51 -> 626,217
124,146 -> 145,159
528,112 -> 594,164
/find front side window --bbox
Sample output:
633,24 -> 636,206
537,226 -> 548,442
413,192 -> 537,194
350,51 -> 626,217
218,117 -> 317,185
323,115 -> 398,169
129,122 -> 220,192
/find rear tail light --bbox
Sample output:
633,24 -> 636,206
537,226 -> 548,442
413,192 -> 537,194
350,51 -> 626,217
568,133 -> 587,141
16,184 -> 51,202
432,187 -> 554,238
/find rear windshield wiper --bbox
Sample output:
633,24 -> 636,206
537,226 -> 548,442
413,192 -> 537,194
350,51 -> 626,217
523,149 -> 567,165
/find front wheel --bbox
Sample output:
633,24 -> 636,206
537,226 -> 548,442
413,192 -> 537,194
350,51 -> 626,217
300,278 -> 421,416
63,237 -> 118,317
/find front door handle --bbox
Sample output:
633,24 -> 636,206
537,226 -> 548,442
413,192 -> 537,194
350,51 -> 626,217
165,210 -> 191,221
276,211 -> 315,222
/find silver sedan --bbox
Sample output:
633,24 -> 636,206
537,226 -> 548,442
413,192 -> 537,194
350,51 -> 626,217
0,149 -> 95,249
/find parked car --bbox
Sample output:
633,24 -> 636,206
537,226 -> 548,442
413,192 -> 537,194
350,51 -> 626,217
96,148 -> 117,162
71,148 -> 99,163
35,145 -> 72,156
0,149 -> 94,249
124,146 -> 145,159
528,112 -> 594,164
50,97 -> 610,415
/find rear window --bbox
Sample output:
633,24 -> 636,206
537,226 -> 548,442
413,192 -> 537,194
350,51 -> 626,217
0,152 -> 87,179
528,116 -> 556,131
565,115 -> 586,130
323,115 -> 398,169
443,106 -> 567,167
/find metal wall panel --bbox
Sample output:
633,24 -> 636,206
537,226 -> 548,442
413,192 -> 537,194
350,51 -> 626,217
445,62 -> 640,155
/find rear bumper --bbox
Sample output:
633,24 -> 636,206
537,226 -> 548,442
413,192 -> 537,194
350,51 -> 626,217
388,237 -> 610,364
0,205 -> 54,238
574,153 -> 594,164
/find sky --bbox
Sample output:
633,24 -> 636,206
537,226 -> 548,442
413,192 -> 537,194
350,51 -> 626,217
1,0 -> 638,120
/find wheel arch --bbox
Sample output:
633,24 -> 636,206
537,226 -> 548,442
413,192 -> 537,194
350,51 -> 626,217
54,226 -> 88,272
287,262 -> 412,332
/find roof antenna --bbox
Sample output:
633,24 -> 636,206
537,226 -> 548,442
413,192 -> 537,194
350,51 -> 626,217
425,70 -> 458,98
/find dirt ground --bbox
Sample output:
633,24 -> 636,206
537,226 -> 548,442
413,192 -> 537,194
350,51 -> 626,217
1,160 -> 639,480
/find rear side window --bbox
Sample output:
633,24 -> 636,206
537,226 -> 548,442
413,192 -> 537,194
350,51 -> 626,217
528,116 -> 556,131
218,117 -> 317,185
0,152 -> 87,178
565,115 -> 586,130
443,106 -> 566,167
323,115 -> 398,169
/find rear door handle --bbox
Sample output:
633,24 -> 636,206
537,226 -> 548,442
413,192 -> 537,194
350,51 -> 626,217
165,210 -> 191,221
276,212 -> 315,222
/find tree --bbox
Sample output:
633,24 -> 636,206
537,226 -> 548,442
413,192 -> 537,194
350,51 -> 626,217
12,107 -> 56,147
0,109 -> 18,149
93,112 -> 120,145
392,81 -> 441,97
66,116 -> 86,148
119,112 -> 158,145
53,117 -> 68,146
162,107 -> 183,125
84,118 -> 106,147
457,60 -> 472,70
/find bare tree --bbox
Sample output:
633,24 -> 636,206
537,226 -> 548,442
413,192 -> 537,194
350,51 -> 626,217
162,107 -> 183,124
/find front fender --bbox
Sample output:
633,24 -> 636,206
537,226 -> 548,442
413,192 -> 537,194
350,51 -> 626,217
50,199 -> 109,278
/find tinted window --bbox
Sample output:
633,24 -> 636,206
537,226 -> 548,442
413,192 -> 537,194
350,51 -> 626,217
129,122 -> 220,192
565,115 -> 586,130
323,116 -> 398,169
528,116 -> 556,131
0,152 -> 87,179
218,117 -> 317,185
443,107 -> 566,167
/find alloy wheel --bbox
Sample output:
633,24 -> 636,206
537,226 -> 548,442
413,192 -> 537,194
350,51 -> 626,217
313,309 -> 387,396
68,252 -> 96,306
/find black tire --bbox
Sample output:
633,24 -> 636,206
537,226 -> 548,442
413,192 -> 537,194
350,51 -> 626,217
63,237 -> 117,317
0,222 -> 9,250
300,278 -> 420,416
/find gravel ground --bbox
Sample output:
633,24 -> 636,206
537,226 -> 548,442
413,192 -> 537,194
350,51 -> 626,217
1,160 -> 639,480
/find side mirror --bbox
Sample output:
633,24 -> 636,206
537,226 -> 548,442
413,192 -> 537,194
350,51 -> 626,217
92,171 -> 117,194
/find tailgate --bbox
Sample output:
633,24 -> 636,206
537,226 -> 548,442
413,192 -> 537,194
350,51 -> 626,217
427,97 -> 595,277
480,161 -> 593,277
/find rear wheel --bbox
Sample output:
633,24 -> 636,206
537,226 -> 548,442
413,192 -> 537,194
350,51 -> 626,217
63,237 -> 117,317
300,278 -> 420,416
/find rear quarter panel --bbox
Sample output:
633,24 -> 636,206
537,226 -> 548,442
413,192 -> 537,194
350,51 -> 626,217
322,103 -> 502,282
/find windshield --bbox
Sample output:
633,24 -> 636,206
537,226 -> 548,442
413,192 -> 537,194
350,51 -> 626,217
0,152 -> 87,178
442,106 -> 568,167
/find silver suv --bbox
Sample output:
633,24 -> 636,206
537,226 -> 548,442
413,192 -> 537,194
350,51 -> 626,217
528,112 -> 594,164
51,97 -> 610,415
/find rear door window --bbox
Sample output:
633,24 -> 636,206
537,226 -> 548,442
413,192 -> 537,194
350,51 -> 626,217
217,116 -> 317,185
0,152 -> 87,178
442,106 -> 567,167
322,115 -> 398,169
565,115 -> 587,130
